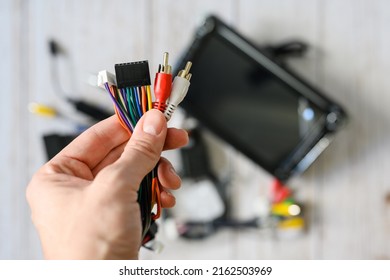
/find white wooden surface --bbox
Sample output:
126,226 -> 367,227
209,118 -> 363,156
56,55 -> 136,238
1,0 -> 389,259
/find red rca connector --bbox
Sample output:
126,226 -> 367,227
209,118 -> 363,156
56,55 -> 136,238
153,52 -> 172,112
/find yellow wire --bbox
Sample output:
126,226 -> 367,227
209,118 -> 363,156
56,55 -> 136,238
146,85 -> 152,110
117,87 -> 127,113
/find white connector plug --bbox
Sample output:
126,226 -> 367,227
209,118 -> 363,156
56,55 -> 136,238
97,70 -> 116,88
164,62 -> 192,121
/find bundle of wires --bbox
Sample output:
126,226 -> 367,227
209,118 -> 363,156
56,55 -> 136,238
97,52 -> 192,247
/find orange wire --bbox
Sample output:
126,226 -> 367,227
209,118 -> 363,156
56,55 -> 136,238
151,178 -> 162,220
141,86 -> 147,114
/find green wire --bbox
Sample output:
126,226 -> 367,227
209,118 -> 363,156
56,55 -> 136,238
126,87 -> 137,126
130,87 -> 141,121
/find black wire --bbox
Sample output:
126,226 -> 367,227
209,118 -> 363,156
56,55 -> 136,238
48,39 -> 112,122
49,50 -> 68,99
139,172 -> 155,241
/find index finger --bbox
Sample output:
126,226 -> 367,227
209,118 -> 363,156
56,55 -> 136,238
54,115 -> 130,170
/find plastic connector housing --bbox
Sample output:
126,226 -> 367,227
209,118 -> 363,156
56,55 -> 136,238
97,70 -> 116,89
164,76 -> 190,120
154,72 -> 172,106
164,61 -> 192,120
115,61 -> 151,88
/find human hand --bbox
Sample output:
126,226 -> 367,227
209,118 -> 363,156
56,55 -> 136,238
26,109 -> 188,259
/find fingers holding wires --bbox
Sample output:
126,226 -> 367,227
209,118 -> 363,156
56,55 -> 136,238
149,159 -> 178,220
157,157 -> 181,190
54,115 -> 129,175
91,126 -> 188,177
157,157 -> 181,209
164,127 -> 189,150
159,190 -> 176,208
97,53 -> 193,247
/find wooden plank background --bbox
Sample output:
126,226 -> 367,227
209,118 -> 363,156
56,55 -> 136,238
0,0 -> 389,259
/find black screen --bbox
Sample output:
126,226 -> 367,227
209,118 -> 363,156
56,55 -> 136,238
181,35 -> 324,170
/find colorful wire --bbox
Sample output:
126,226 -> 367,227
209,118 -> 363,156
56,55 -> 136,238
103,81 -> 162,245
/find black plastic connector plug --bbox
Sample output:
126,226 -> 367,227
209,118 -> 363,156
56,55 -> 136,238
115,60 -> 151,88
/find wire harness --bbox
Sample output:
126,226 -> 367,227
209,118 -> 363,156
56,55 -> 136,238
98,52 -> 192,248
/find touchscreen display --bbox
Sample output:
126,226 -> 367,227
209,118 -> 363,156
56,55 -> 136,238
181,35 -> 325,170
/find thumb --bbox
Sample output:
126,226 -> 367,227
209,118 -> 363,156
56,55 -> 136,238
107,109 -> 167,190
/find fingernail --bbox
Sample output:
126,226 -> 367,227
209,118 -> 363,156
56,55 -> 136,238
143,110 -> 164,136
169,166 -> 179,177
164,191 -> 174,197
170,166 -> 182,185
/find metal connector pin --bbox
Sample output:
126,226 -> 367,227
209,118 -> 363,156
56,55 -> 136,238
160,52 -> 172,74
163,52 -> 169,67
178,61 -> 192,80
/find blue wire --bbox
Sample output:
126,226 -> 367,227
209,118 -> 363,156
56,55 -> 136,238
134,86 -> 143,118
126,87 -> 137,126
129,87 -> 140,121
